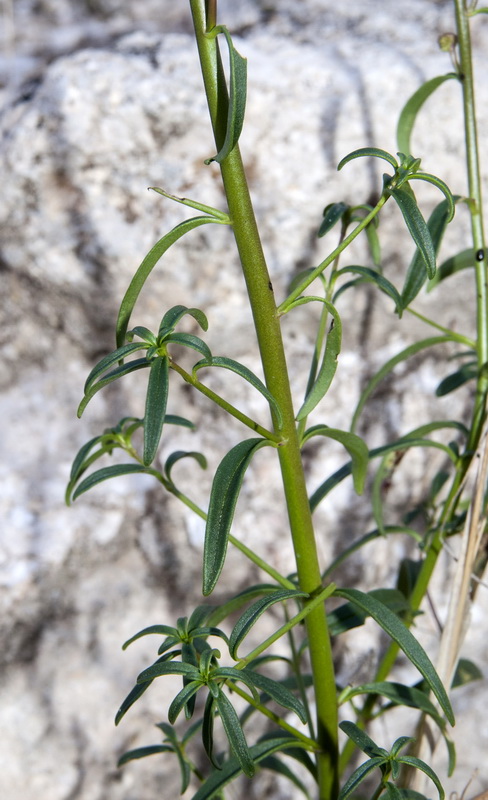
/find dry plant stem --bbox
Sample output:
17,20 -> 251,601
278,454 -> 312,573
190,1 -> 338,796
341,0 -> 488,776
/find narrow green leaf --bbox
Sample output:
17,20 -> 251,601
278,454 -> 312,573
149,187 -> 230,221
203,438 -> 268,595
470,6 -> 488,13
335,588 -> 454,725
302,426 -> 368,495
382,789 -> 432,800
340,721 -> 387,758
164,450 -> 207,483
338,147 -> 398,171
340,681 -> 445,729
205,27 -> 247,164
137,660 -> 201,684
396,74 -> 457,155
351,336 -> 459,432
388,185 -> 436,278
260,755 -> 312,799
428,248 -> 476,289
451,657 -> 483,688
435,362 -> 477,396
214,690 -> 255,777
328,589 -> 410,636
365,219 -> 381,266
202,694 -> 220,770
338,756 -> 388,800
229,589 -> 307,659
143,356 -> 169,466
116,217 -> 218,347
117,744 -> 173,767
401,198 -> 456,308
115,681 -> 154,727
84,342 -> 149,394
168,680 -> 203,724
293,297 -> 342,420
409,173 -> 455,222
72,463 -> 159,502
241,668 -> 307,723
164,414 -> 195,429
312,421 -> 466,510
77,358 -> 149,418
115,651 -> 179,725
191,736 -> 311,800
206,584 -> 281,626
69,436 -> 104,482
396,756 -> 445,800
159,304 -> 209,334
167,332 -> 212,361
335,266 -> 403,314
122,624 -> 178,650
128,325 -> 158,345
318,202 -> 349,237
194,356 -> 283,429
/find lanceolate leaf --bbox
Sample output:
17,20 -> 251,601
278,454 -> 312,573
335,266 -> 403,314
396,756 -> 445,800
137,660 -> 201,684
84,342 -> 149,394
164,450 -> 207,483
116,216 -> 219,347
143,356 -> 169,466
206,584 -> 281,626
203,438 -> 269,595
167,332 -> 212,361
435,362 -> 477,397
318,202 -> 349,237
340,721 -> 387,757
302,425 -> 368,495
338,757 -> 388,800
351,336 -> 462,432
205,26 -> 247,164
78,358 -> 149,417
396,74 -> 458,156
159,304 -> 209,334
340,682 -> 445,727
191,736 -> 311,800
388,185 -> 436,278
260,755 -> 312,799
72,463 -> 160,502
241,668 -> 308,723
338,147 -> 398,171
428,248 -> 476,290
311,420 -> 467,510
291,297 -> 342,420
335,588 -> 454,725
117,744 -> 173,766
194,356 -> 283,429
229,589 -> 307,658
401,198 -> 456,308
214,690 -> 255,777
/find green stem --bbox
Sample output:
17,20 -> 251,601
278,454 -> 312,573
454,0 -> 488,449
279,195 -> 388,314
405,305 -> 476,348
236,585 -> 336,669
189,3 -> 339,796
169,359 -> 281,442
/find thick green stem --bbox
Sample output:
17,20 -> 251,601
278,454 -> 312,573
189,2 -> 339,796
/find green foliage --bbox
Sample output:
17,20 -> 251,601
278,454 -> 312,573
66,2 -> 488,799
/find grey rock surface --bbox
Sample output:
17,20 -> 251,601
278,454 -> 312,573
1,1 -> 488,798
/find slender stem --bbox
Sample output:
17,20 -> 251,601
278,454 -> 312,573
236,585 -> 336,669
279,195 -> 388,314
405,306 -> 476,348
454,0 -> 488,450
189,3 -> 339,795
169,359 -> 282,442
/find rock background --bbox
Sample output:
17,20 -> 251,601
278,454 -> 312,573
1,1 -> 488,798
